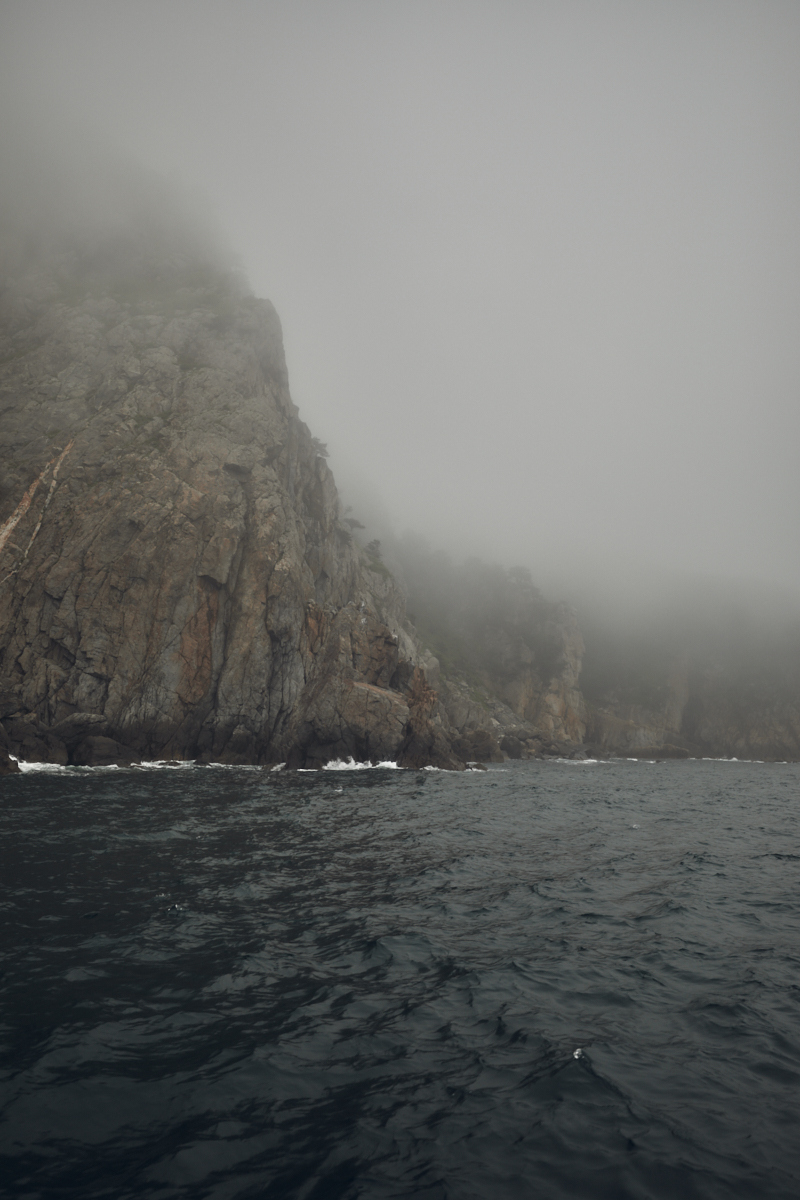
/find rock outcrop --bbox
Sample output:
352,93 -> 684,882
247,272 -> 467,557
585,655 -> 691,756
388,549 -> 589,759
484,601 -> 587,746
0,250 -> 462,768
7,222 -> 791,769
680,669 -> 800,761
584,647 -> 800,761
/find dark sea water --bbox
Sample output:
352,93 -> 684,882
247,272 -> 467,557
1,759 -> 799,1200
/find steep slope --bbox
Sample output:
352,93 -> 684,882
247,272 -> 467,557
581,615 -> 800,761
377,545 -> 588,758
0,254 -> 460,768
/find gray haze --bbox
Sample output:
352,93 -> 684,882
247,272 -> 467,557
2,0 -> 799,607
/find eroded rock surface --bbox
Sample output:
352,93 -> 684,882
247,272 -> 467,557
428,601 -> 588,760
0,259 -> 461,767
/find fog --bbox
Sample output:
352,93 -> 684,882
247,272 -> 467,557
2,0 -> 799,611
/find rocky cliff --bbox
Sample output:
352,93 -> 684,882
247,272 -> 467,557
0,249 -> 461,768
6,229 -> 789,769
583,633 -> 800,761
378,547 -> 588,760
429,603 -> 587,762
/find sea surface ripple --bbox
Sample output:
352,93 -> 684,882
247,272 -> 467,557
1,759 -> 799,1199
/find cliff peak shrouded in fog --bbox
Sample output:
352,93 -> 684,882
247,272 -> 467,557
1,2 -> 800,766
1,141 -> 799,765
0,133 -> 235,301
1,0 -> 799,609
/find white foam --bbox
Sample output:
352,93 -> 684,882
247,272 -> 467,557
134,760 -> 197,770
11,757 -> 70,773
552,757 -> 605,765
8,756 -> 268,774
11,757 -> 121,773
322,757 -> 400,771
133,761 -> 264,772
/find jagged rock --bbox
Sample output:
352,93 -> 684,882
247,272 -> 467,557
452,728 -> 505,764
585,648 -> 800,761
429,603 -> 587,759
49,712 -> 110,746
540,740 -> 575,757
493,603 -> 587,743
500,734 -> 524,759
72,736 -> 140,767
0,747 -> 20,774
395,669 -> 464,770
0,253 -> 463,768
2,715 -> 69,765
681,674 -> 800,761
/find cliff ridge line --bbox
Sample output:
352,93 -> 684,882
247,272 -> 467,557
0,260 -> 462,768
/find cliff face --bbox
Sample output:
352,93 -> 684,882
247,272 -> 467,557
389,548 -> 588,758
490,602 -> 587,744
680,670 -> 800,761
7,241 -> 790,769
434,602 -> 587,761
585,647 -> 800,762
585,656 -> 691,756
0,258 -> 460,768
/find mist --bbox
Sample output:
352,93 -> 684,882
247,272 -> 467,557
2,0 -> 799,611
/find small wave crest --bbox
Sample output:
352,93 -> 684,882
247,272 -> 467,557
11,757 -> 77,773
552,757 -> 607,765
322,757 -> 400,771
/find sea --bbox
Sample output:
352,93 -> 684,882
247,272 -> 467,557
1,758 -> 799,1200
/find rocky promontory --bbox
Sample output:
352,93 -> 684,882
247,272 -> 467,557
0,245 -> 466,768
5,220 -> 793,770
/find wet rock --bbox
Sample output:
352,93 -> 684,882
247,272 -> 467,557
500,734 -> 524,759
2,715 -> 68,764
396,670 -> 465,770
49,713 -> 110,747
0,256 -> 461,769
71,736 -> 140,767
0,747 -> 20,774
431,601 -> 587,748
452,728 -> 504,764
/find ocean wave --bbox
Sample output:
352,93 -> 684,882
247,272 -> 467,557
8,757 -> 266,774
552,757 -> 607,765
3,758 -> 800,1197
322,757 -> 400,771
11,757 -> 121,774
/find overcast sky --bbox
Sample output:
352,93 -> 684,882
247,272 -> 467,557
2,0 -> 799,603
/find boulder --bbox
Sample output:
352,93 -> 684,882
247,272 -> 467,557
0,748 -> 20,774
500,734 -> 524,759
72,737 -> 140,767
452,728 -> 504,764
49,713 -> 110,747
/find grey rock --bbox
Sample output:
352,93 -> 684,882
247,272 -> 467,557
0,253 -> 463,769
49,712 -> 109,746
0,747 -> 20,774
71,736 -> 140,767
